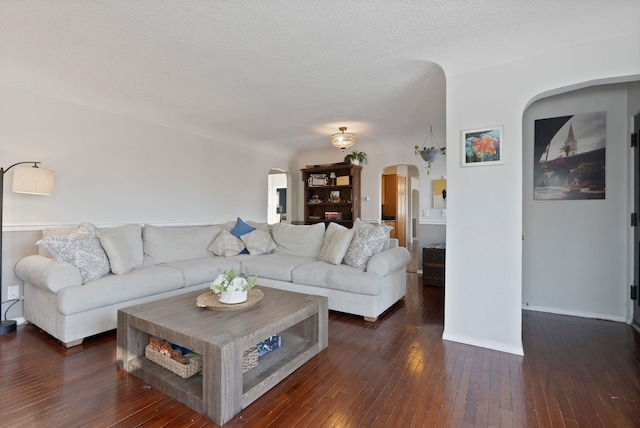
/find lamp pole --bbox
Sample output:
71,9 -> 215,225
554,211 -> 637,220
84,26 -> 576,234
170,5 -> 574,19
0,161 -> 44,336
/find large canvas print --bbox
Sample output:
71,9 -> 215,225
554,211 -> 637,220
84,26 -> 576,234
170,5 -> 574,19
534,111 -> 606,200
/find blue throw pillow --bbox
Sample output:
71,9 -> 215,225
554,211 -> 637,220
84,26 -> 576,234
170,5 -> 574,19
231,217 -> 256,254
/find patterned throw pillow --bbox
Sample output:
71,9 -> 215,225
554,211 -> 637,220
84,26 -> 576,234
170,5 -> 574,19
241,229 -> 277,255
343,219 -> 391,271
36,222 -> 110,283
209,230 -> 245,257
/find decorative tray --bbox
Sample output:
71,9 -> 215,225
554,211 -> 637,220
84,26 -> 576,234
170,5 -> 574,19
196,289 -> 264,311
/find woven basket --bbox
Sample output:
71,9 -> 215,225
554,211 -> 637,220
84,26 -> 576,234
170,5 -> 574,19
145,345 -> 201,378
242,346 -> 258,373
145,345 -> 258,377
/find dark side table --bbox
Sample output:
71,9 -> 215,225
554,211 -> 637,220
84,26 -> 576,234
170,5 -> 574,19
423,244 -> 445,287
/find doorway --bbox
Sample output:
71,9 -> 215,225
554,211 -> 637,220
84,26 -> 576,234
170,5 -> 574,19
381,165 -> 420,248
267,169 -> 288,224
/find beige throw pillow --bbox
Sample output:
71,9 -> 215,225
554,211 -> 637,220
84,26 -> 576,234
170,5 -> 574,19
322,228 -> 354,265
209,230 -> 245,257
99,232 -> 138,275
241,229 -> 277,255
319,222 -> 347,260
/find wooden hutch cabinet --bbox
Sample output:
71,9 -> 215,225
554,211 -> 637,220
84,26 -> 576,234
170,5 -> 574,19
301,163 -> 361,228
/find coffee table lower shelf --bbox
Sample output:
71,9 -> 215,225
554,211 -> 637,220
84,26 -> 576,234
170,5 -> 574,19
127,331 -> 315,411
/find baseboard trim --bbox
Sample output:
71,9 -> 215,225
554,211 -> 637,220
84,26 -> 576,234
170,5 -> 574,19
522,304 -> 627,323
442,331 -> 524,356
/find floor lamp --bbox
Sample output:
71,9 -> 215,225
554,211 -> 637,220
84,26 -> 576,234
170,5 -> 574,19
0,162 -> 54,336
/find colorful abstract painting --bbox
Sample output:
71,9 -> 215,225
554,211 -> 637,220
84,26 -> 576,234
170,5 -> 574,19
462,126 -> 503,166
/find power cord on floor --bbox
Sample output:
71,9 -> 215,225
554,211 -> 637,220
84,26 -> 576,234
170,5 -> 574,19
2,298 -> 22,322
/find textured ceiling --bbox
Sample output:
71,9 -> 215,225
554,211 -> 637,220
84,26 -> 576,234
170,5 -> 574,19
1,1 -> 639,156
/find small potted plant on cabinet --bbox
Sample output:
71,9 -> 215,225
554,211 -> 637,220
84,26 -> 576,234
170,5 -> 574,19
344,150 -> 367,166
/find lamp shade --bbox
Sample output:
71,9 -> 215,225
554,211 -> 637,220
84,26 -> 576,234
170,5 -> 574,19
12,166 -> 55,195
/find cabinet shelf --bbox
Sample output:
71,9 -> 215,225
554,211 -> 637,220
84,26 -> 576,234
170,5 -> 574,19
302,164 -> 361,228
306,202 -> 353,206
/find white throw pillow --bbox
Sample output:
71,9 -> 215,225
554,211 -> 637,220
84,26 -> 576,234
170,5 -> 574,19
319,222 -> 347,260
272,222 -> 326,257
241,229 -> 277,256
209,230 -> 245,257
343,219 -> 391,271
103,224 -> 143,267
322,228 -> 354,265
36,222 -> 110,283
99,232 -> 138,275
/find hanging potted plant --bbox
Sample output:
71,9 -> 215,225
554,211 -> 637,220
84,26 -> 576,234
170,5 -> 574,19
344,150 -> 367,166
414,125 -> 445,175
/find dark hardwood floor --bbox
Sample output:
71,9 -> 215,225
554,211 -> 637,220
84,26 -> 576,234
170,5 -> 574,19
2,244 -> 639,427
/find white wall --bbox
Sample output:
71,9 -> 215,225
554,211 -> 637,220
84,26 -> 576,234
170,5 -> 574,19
444,33 -> 640,355
0,85 -> 291,319
523,84 -> 631,322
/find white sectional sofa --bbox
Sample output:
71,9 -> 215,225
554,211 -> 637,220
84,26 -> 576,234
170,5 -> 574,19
15,219 -> 410,347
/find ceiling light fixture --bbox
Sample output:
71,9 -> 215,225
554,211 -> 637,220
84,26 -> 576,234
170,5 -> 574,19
330,127 -> 355,151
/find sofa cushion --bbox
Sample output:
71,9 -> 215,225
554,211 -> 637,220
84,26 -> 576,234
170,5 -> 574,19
272,222 -> 325,258
36,223 -> 110,284
319,222 -> 347,260
162,256 -> 244,287
241,253 -> 317,282
241,229 -> 277,255
343,219 -> 391,271
56,265 -> 184,315
143,224 -> 222,265
291,261 -> 383,296
322,228 -> 354,265
209,230 -> 245,257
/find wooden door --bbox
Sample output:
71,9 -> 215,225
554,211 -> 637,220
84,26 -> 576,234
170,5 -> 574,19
397,175 -> 406,247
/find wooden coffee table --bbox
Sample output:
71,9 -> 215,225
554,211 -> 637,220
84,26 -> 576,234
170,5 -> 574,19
116,287 -> 328,425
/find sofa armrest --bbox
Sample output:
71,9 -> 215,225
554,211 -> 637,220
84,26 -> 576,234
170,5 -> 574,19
366,247 -> 410,276
15,255 -> 82,293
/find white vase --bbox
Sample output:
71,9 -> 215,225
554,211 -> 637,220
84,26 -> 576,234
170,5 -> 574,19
350,159 -> 360,165
219,289 -> 248,304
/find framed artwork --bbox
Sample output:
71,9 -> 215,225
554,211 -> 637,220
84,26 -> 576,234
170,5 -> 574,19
329,190 -> 340,203
462,126 -> 503,167
533,111 -> 606,200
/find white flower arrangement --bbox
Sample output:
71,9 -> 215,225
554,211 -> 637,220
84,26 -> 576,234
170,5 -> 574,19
210,269 -> 258,294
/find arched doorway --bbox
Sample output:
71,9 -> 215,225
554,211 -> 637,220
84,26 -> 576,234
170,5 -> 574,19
267,169 -> 288,224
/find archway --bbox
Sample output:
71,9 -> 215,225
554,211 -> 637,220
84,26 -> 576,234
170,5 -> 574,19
267,169 -> 289,224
